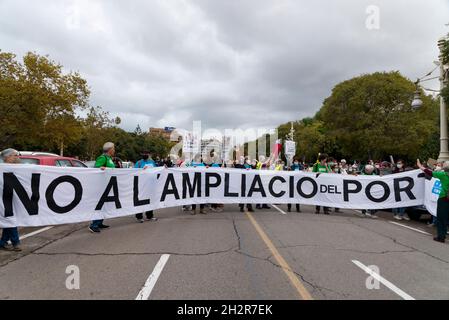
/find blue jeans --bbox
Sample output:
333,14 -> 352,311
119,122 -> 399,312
393,208 -> 406,217
90,220 -> 103,229
0,228 -> 20,246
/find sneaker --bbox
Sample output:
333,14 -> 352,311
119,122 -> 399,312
147,217 -> 158,221
394,215 -> 402,220
137,219 -> 144,223
12,245 -> 22,252
98,224 -> 110,229
370,215 -> 378,219
402,216 -> 410,221
365,212 -> 372,217
433,237 -> 445,243
88,226 -> 101,233
200,209 -> 207,214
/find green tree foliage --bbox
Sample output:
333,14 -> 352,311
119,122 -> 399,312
0,50 -> 172,162
319,71 -> 437,161
0,51 -> 89,151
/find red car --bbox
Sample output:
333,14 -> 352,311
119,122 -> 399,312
19,153 -> 87,168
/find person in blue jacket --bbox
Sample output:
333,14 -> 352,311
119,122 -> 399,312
134,151 -> 158,223
288,157 -> 303,212
189,155 -> 207,214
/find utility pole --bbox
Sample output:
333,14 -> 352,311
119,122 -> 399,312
438,37 -> 449,162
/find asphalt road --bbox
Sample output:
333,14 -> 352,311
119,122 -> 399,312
0,205 -> 448,300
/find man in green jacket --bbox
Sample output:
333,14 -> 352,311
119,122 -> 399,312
89,142 -> 116,233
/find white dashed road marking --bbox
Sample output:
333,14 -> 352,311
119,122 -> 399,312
352,260 -> 415,300
136,254 -> 170,300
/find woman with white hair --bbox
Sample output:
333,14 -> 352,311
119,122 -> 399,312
0,148 -> 22,251
417,159 -> 449,243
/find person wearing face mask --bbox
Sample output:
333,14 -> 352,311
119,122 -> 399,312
291,158 -> 304,172
0,149 -> 22,251
287,157 -> 303,212
339,159 -> 349,175
134,151 -> 158,223
256,155 -> 271,210
360,165 -> 378,219
374,162 -> 381,175
313,154 -> 331,214
392,159 -> 410,221
235,157 -> 255,212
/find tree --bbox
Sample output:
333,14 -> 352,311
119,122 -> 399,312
319,71 -> 437,162
82,106 -> 117,160
0,51 -> 89,151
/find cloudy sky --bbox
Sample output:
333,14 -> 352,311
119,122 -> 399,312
1,0 -> 448,134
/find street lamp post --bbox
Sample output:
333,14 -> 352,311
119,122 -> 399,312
412,37 -> 449,162
437,37 -> 449,162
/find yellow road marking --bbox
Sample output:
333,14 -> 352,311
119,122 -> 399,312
246,212 -> 313,300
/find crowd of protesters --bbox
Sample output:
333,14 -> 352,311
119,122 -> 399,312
1,143 -> 448,248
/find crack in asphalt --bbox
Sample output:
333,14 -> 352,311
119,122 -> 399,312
0,224 -> 87,268
33,249 -> 235,257
277,244 -> 415,255
345,219 -> 449,264
230,213 -> 351,298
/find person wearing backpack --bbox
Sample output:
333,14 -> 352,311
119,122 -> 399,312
134,151 -> 158,223
89,142 -> 116,233
417,159 -> 449,243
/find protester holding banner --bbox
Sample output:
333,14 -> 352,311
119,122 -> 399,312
209,152 -> 224,212
288,157 -> 302,213
190,155 -> 207,214
256,155 -> 271,210
134,151 -> 158,223
235,157 -> 255,213
313,154 -> 331,214
392,159 -> 410,221
89,142 -> 116,233
0,149 -> 22,251
417,159 -> 449,243
360,164 -> 378,219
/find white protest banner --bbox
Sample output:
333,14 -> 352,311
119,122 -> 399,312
424,178 -> 440,217
182,132 -> 199,153
0,165 -> 431,227
284,141 -> 296,156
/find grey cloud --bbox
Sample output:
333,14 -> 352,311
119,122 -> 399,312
0,0 -> 448,132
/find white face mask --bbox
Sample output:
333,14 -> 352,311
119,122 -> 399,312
375,165 -> 380,169
246,160 -> 251,165
294,162 -> 299,165
397,164 -> 403,169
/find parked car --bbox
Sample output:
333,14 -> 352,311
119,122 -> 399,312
84,161 -> 96,168
18,154 -> 88,168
